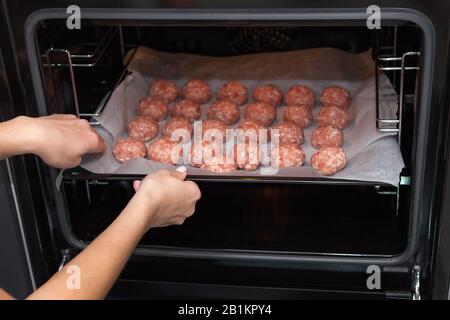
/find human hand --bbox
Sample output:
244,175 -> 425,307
21,114 -> 106,168
129,167 -> 201,230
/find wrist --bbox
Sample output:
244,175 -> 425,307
123,190 -> 162,232
0,116 -> 36,156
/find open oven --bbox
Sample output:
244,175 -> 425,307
1,1 -> 450,300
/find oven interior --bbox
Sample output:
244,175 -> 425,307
34,21 -> 423,257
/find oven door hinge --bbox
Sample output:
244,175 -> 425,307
411,265 -> 422,300
58,249 -> 71,271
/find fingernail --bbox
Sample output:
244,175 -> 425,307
176,166 -> 187,173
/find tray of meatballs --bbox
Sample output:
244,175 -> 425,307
114,79 -> 350,175
81,47 -> 404,185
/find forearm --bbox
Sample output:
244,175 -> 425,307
0,116 -> 33,160
26,197 -> 154,300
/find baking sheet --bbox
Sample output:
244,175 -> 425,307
80,47 -> 405,186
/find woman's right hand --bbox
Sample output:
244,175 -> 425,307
128,168 -> 201,230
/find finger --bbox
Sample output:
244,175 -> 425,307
185,180 -> 201,200
133,180 -> 141,191
48,114 -> 78,120
169,166 -> 187,181
85,132 -> 107,154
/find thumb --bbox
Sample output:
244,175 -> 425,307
133,180 -> 141,192
170,166 -> 187,181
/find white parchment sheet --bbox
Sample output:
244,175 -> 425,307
80,47 -> 405,186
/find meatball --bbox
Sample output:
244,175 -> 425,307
147,137 -> 181,164
237,119 -> 268,143
182,79 -> 212,104
218,81 -> 248,106
113,138 -> 146,163
201,119 -> 228,142
127,116 -> 159,142
270,143 -> 305,168
190,140 -> 224,168
253,84 -> 283,107
136,97 -> 169,121
149,79 -> 178,104
244,102 -> 276,127
201,162 -> 238,173
234,142 -> 260,171
311,147 -> 347,176
207,99 -> 240,125
285,85 -> 316,107
171,99 -> 201,122
311,125 -> 344,149
320,86 -> 351,109
316,105 -> 351,130
163,117 -> 193,142
283,105 -> 313,129
270,122 -> 304,145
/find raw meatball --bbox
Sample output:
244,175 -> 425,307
136,97 -> 169,121
113,138 -> 146,163
171,99 -> 201,122
234,142 -> 260,171
237,119 -> 269,143
163,117 -> 193,141
207,99 -> 240,125
127,116 -> 159,142
190,140 -> 224,168
253,84 -> 283,107
283,105 -> 313,128
285,85 -> 316,107
182,79 -> 211,104
244,102 -> 276,127
311,125 -> 344,149
201,119 -> 228,142
149,80 -> 178,104
218,81 -> 248,106
270,122 -> 304,145
311,147 -> 347,176
320,86 -> 351,109
147,137 -> 181,164
270,143 -> 305,168
201,162 -> 238,173
316,105 -> 351,130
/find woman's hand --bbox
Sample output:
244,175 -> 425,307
127,168 -> 201,230
6,114 -> 106,168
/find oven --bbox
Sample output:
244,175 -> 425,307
1,1 -> 450,300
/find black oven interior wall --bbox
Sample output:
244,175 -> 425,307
35,23 -> 422,256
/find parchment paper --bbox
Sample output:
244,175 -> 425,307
80,47 -> 404,186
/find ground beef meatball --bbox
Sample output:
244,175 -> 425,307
311,147 -> 347,176
207,99 -> 240,125
171,99 -> 201,122
200,162 -> 238,173
253,84 -> 283,107
270,122 -> 304,145
147,137 -> 182,164
182,79 -> 211,104
113,138 -> 146,163
149,79 -> 178,104
201,119 -> 228,142
136,97 -> 169,121
320,86 -> 351,109
190,140 -> 224,168
234,142 -> 260,171
316,105 -> 351,130
283,105 -> 313,129
218,81 -> 248,106
311,125 -> 344,149
244,102 -> 276,127
163,117 -> 193,142
285,85 -> 316,107
270,143 -> 305,168
127,116 -> 159,142
237,119 -> 269,143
